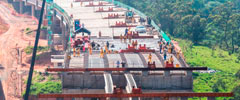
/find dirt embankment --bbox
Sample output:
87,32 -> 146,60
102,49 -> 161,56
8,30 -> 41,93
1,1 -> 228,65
0,16 -> 9,35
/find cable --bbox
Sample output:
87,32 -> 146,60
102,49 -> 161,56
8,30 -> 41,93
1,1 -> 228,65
24,0 -> 46,99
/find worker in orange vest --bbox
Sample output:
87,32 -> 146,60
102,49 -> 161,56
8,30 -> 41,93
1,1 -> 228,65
73,47 -> 76,57
100,48 -> 104,58
148,53 -> 152,63
77,48 -> 81,57
105,45 -> 108,54
89,45 -> 92,55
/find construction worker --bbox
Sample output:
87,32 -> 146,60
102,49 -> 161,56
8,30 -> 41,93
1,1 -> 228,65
121,61 -> 126,68
120,34 -> 123,42
100,48 -> 104,58
168,45 -> 172,54
132,41 -> 135,48
163,48 -> 167,60
135,40 -> 138,47
116,60 -> 120,68
73,47 -> 76,57
125,28 -> 128,36
124,36 -> 127,43
177,50 -> 180,59
170,55 -> 174,64
159,42 -> 163,54
106,41 -> 110,48
105,45 -> 108,54
89,45 -> 92,55
77,48 -> 81,57
148,53 -> 152,63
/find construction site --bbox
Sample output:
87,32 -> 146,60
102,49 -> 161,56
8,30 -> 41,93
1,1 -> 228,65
0,0 -> 235,100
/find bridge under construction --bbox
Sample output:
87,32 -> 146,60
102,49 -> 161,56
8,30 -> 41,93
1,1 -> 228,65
6,0 -> 234,100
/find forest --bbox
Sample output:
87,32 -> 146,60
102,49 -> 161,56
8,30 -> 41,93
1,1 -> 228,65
116,0 -> 240,100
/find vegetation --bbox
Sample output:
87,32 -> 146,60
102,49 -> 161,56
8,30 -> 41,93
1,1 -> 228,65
117,0 -> 240,53
177,39 -> 240,100
24,46 -> 49,55
23,72 -> 62,96
116,0 -> 240,99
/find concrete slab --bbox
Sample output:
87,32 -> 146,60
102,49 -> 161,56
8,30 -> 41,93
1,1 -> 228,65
106,54 -> 122,68
124,53 -> 144,68
88,54 -> 104,68
69,54 -> 84,68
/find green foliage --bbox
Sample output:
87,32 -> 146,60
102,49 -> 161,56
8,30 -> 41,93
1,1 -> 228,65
233,85 -> 240,100
117,0 -> 240,53
29,81 -> 62,95
23,72 -> 62,96
177,39 -> 240,73
236,70 -> 240,79
47,75 -> 55,81
41,26 -> 48,29
25,28 -> 30,31
176,39 -> 240,100
24,46 -> 49,55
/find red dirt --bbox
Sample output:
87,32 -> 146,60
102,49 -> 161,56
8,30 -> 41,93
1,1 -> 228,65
0,1 -> 49,100
0,16 -> 9,35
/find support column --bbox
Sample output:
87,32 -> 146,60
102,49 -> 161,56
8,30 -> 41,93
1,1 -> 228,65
31,5 -> 35,18
19,1 -> 23,14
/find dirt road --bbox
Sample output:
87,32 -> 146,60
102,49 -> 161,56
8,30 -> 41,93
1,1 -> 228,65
0,2 -> 47,100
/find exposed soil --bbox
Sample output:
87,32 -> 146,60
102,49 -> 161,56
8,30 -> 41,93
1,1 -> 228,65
0,1 -> 49,100
0,16 -> 9,35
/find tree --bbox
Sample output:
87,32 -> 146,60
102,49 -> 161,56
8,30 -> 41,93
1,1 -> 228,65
236,70 -> 240,79
233,85 -> 240,100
